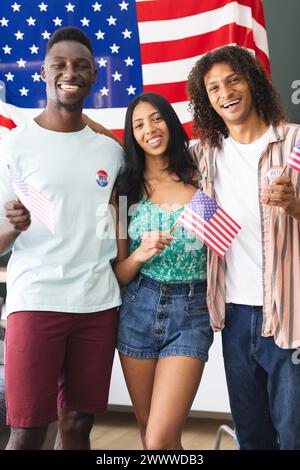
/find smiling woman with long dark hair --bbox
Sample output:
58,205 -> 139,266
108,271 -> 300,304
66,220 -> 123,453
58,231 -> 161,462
112,92 -> 213,451
116,92 -> 197,208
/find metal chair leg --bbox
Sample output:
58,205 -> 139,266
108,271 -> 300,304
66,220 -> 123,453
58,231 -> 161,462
214,424 -> 239,450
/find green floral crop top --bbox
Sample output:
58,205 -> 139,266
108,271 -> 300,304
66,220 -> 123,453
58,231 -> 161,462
129,197 -> 207,283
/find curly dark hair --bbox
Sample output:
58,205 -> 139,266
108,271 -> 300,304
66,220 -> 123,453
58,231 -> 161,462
116,92 -> 197,207
187,45 -> 287,148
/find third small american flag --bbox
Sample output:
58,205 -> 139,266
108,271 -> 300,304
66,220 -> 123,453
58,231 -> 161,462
286,139 -> 300,173
176,190 -> 241,258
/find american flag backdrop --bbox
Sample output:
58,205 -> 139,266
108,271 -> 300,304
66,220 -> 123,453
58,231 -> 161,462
176,190 -> 241,258
0,0 -> 270,139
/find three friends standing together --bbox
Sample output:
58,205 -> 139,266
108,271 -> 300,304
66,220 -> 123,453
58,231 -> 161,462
0,27 -> 299,450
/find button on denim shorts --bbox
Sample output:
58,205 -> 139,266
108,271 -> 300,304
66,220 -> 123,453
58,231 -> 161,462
117,274 -> 213,361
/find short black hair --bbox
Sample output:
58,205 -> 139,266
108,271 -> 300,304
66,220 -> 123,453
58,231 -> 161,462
46,27 -> 94,56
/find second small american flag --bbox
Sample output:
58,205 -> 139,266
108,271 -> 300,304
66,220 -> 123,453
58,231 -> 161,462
176,190 -> 241,258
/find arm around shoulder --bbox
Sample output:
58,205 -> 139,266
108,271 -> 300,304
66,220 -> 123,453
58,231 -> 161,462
82,114 -> 123,146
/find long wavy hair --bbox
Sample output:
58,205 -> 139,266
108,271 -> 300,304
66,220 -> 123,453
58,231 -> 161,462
187,45 -> 287,148
116,92 -> 197,207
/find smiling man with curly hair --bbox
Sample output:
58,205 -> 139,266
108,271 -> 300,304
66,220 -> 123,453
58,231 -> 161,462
188,45 -> 300,450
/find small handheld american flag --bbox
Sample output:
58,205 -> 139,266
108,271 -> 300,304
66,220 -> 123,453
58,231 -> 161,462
286,139 -> 300,172
7,164 -> 55,235
175,190 -> 241,258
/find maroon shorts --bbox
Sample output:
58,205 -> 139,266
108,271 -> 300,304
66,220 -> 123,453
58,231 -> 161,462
5,308 -> 118,428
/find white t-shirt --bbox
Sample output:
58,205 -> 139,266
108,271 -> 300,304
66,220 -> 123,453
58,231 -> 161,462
214,132 -> 269,305
0,120 -> 123,314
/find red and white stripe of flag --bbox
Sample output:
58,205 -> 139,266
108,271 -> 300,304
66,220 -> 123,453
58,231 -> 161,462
177,205 -> 241,257
7,166 -> 55,234
287,143 -> 300,172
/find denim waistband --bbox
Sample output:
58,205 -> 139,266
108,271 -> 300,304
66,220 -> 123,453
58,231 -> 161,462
136,274 -> 207,296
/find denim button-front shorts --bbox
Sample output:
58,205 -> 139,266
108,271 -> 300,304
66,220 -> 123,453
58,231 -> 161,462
117,274 -> 213,361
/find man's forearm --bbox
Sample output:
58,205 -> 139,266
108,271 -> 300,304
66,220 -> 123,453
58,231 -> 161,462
0,220 -> 20,256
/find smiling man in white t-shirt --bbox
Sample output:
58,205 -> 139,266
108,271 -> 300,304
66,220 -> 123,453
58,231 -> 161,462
0,27 -> 123,450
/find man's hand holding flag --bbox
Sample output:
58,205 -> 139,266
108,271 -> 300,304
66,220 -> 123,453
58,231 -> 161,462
261,140 -> 300,219
7,165 -> 55,235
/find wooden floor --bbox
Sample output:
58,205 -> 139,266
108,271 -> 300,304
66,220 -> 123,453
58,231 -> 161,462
90,411 -> 236,450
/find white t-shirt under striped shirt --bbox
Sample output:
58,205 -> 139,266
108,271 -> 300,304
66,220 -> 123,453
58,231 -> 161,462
214,131 -> 269,305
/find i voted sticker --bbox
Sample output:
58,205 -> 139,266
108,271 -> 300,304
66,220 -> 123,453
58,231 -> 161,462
96,169 -> 109,187
266,166 -> 284,183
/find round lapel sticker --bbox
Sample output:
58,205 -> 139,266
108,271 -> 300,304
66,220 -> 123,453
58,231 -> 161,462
96,170 -> 109,187
266,165 -> 284,184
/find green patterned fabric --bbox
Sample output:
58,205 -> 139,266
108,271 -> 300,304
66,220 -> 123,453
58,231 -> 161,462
129,197 -> 207,282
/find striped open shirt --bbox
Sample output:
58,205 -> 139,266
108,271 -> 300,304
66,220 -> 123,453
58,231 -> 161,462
190,123 -> 300,349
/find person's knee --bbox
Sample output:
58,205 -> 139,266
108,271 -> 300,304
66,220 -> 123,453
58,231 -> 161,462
6,426 -> 48,450
145,429 -> 180,450
145,434 -> 165,450
135,416 -> 148,448
59,411 -> 94,438
136,415 -> 148,436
